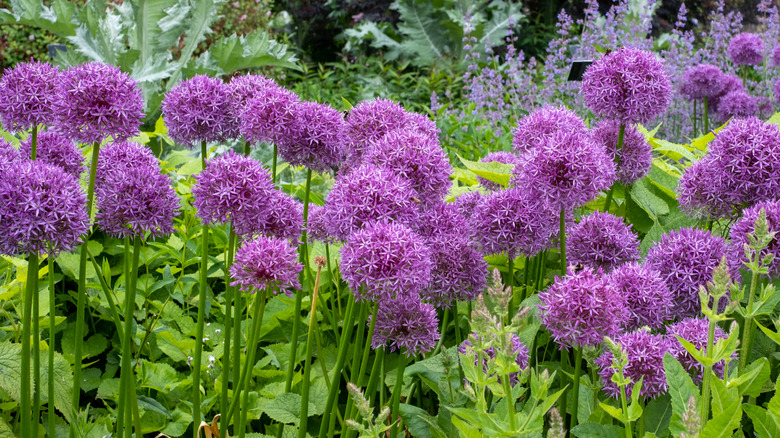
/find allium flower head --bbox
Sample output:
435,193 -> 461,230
20,131 -> 84,177
412,201 -> 471,248
645,227 -> 727,320
372,293 -> 440,357
728,33 -> 764,66
239,83 -> 300,146
320,164 -> 420,240
472,188 -> 558,258
591,120 -> 651,185
667,318 -> 731,381
478,151 -> 521,191
607,262 -> 673,330
54,62 -> 144,143
280,101 -> 346,171
512,106 -> 588,154
0,60 -> 60,131
582,47 -> 672,124
716,90 -> 758,123
255,189 -> 304,241
227,74 -> 277,138
0,160 -> 89,256
424,238 -> 487,306
363,130 -> 451,204
678,156 -> 734,219
567,211 -> 640,271
403,111 -> 440,140
538,266 -> 625,349
306,204 -> 332,243
230,236 -> 302,292
512,130 -> 616,211
340,221 -> 432,301
459,333 -> 530,385
0,139 -> 21,170
453,190 -> 484,226
679,64 -> 725,101
596,329 -> 670,399
192,150 -> 276,237
163,75 -> 233,145
728,200 -> 780,278
345,98 -> 407,159
710,73 -> 744,113
95,143 -> 178,239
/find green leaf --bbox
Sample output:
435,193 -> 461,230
630,179 -> 670,218
207,29 -> 300,74
651,138 -> 695,162
451,415 -> 483,438
137,394 -> 171,418
766,112 -> 780,127
699,399 -> 741,438
0,342 -> 25,408
756,320 -> 780,346
479,1 -> 524,48
391,0 -> 453,66
166,0 -> 223,87
400,403 -> 440,438
710,377 -> 739,419
130,0 -> 177,65
663,353 -> 698,437
743,405 -> 780,438
457,154 -> 513,188
155,328 -> 194,363
643,394 -> 672,437
571,422 -> 625,438
259,392 -> 314,425
646,162 -> 679,197
598,402 -> 624,421
731,357 -> 770,397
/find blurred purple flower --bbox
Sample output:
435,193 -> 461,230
728,33 -> 764,65
679,64 -> 725,100
0,139 -> 21,170
512,106 -> 587,154
607,262 -> 673,330
0,60 -> 60,131
20,130 -> 84,177
596,328 -> 670,399
591,120 -> 652,185
667,317 -> 731,382
567,211 -> 640,271
163,75 -> 233,146
716,90 -> 758,122
709,73 -> 744,113
255,189 -> 304,242
478,151 -> 521,191
728,200 -> 780,278
230,236 -> 302,293
773,46 -> 780,66
372,293 -> 440,357
280,101 -> 346,172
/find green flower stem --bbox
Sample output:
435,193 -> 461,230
703,97 -> 709,135
86,248 -> 123,338
326,244 -> 342,320
238,287 -> 269,438
389,357 -> 408,438
739,270 -> 761,372
244,140 -> 251,156
30,125 -> 37,159
47,256 -> 56,437
21,252 -> 38,438
692,100 -> 698,137
569,346 -> 583,431
32,256 -> 41,438
503,376 -> 516,431
192,140 -> 209,436
272,143 -> 278,184
220,227 -> 237,438
637,398 -> 645,438
116,240 -> 131,436
329,302 -> 368,436
299,263 -> 325,438
318,296 -> 357,438
620,383 -> 632,438
559,349 -> 570,430
343,304 -> 380,438
507,256 -> 515,286
559,208 -> 567,276
232,282 -> 243,429
123,237 -> 142,438
431,308 -> 449,356
603,124 -> 626,214
366,347 -> 385,408
72,141 -> 101,428
701,316 -> 717,425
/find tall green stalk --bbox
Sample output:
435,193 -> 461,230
319,296 -> 357,437
220,227 -> 237,438
236,287 -> 269,437
192,141 -> 209,436
739,270 -> 760,372
29,125 -> 40,438
559,208 -> 567,276
21,253 -> 38,438
120,237 -> 141,438
692,100 -> 697,137
569,347 -> 583,431
299,262 -> 324,438
48,256 -> 56,437
389,358 -> 408,437
700,317 -> 717,425
272,143 -> 278,183
232,286 -> 242,428
619,384 -> 632,438
344,304 -> 380,438
602,124 -> 626,213
703,97 -> 709,135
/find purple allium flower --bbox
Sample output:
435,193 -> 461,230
320,164 -> 420,241
239,83 -> 300,147
607,262 -> 673,330
280,101 -> 346,172
19,131 -> 84,177
453,190 -> 484,226
666,317 -> 731,382
459,333 -> 530,385
0,139 -> 21,170
567,211 -> 640,271
472,188 -> 558,258
538,266 -> 625,349
403,111 -> 440,140
677,157 -> 733,219
95,143 -> 178,239
511,106 -> 588,154
596,329 -> 670,399
230,236 -> 302,293
226,74 -> 277,139
340,221 -> 432,301
192,150 -> 276,237
478,151 -> 521,191
590,120 -> 652,185
581,47 -> 672,124
344,98 -> 408,160
306,204 -> 332,243
0,60 -> 60,131
424,238 -> 487,306
162,75 -> 233,146
773,46 -> 780,67
512,131 -> 616,211
0,161 -> 89,256
256,189 -> 304,241
54,62 -> 144,144
710,73 -> 744,113
371,293 -> 440,357
728,200 -> 780,277
645,228 -> 727,320
727,33 -> 764,66
96,141 -> 159,179
716,91 -> 758,123
413,201 -> 472,248
679,64 -> 726,101
363,130 -> 451,204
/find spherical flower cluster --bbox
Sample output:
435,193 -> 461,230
567,211 -> 640,271
412,201 -> 470,247
404,111 -> 440,140
645,228 -> 727,320
710,73 -> 744,113
453,190 -> 483,226
582,47 -> 672,124
728,200 -> 780,278
319,164 -> 420,240
0,139 -> 21,170
341,221 -> 432,301
472,188 -> 557,258
512,130 -> 616,211
424,239 -> 487,306
306,204 -> 332,243
607,262 -> 673,330
0,60 -> 60,131
163,75 -> 233,145
192,151 -> 276,237
253,189 -> 304,241
679,64 -> 725,101
596,329 -> 670,399
230,236 -> 302,293
538,266 -> 625,349
677,157 -> 731,219
363,130 -> 451,204
716,90 -> 758,123
279,101 -> 346,172
345,98 -> 408,160
512,106 -> 588,154
773,46 -> 780,67
0,161 -> 89,256
54,62 -> 144,144
227,74 -> 277,138
478,151 -> 521,191
20,131 -> 84,177
728,33 -> 764,66
95,142 -> 178,239
459,333 -> 530,385
371,293 -> 440,357
666,318 -> 731,381
590,120 -> 652,185
239,84 -> 300,147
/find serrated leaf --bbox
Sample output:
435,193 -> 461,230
731,357 -> 769,397
259,392 -> 314,425
644,394 -> 672,437
166,0 -> 222,87
710,377 -> 739,419
599,401 -> 624,421
207,29 -> 299,75
743,405 -> 780,438
664,353 -> 698,437
479,2 -> 524,48
392,0 -> 453,66
571,422 -> 624,438
457,154 -> 513,187
699,399 -> 741,438
630,179 -> 669,218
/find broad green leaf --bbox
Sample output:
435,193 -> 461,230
137,394 -> 171,418
392,0 -> 453,66
598,402 -> 623,421
743,405 -> 780,438
731,357 -> 770,397
258,392 -> 314,425
155,328 -> 194,362
710,377 -> 739,418
664,353 -> 698,437
457,154 -> 514,188
639,219 -> 664,256
646,162 -> 679,196
131,0 -> 177,65
643,394 -> 672,437
451,415 -> 483,438
479,1 -> 524,48
651,138 -> 695,162
756,320 -> 780,346
699,399 -> 742,438
208,29 -> 300,74
571,422 -> 624,438
630,180 -> 669,217
400,403 -> 439,438
160,407 -> 192,436
166,0 -> 223,88
766,112 -> 780,127
0,342 -> 24,407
